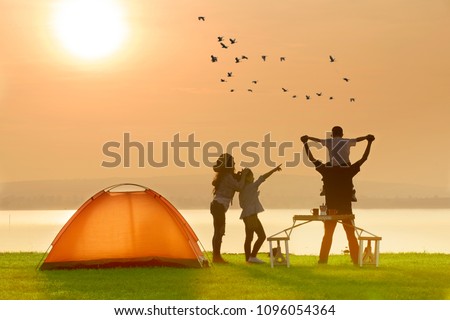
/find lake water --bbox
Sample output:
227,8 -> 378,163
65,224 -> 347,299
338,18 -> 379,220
0,209 -> 449,255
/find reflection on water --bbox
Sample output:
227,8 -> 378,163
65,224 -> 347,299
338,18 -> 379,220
0,209 -> 449,254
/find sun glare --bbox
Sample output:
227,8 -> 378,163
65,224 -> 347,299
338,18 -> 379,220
52,0 -> 128,60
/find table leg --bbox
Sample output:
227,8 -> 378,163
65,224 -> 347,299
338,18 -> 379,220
285,239 -> 290,268
375,240 -> 380,267
358,239 -> 363,267
269,240 -> 274,268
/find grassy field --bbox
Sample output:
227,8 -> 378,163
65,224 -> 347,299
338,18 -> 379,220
0,252 -> 449,300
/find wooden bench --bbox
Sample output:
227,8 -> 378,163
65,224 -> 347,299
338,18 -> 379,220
358,236 -> 382,267
267,235 -> 290,268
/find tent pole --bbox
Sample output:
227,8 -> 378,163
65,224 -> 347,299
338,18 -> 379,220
197,238 -> 212,267
35,245 -> 52,271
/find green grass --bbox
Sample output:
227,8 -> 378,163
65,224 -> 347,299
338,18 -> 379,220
0,252 -> 449,300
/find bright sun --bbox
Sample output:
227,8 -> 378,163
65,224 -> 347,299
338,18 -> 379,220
52,0 -> 128,60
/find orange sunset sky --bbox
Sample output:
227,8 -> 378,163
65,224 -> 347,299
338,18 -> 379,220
0,0 -> 449,195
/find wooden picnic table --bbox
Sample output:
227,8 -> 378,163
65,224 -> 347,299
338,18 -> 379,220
267,213 -> 381,268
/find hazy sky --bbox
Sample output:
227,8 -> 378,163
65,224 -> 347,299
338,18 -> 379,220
0,0 -> 449,194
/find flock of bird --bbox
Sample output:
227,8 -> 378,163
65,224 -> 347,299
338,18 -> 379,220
198,16 -> 357,104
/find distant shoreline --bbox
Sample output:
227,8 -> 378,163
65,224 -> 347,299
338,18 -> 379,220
1,176 -> 449,210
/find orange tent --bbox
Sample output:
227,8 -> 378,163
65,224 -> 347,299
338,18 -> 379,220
40,184 -> 208,270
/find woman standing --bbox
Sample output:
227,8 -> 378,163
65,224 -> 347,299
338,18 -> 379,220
210,153 -> 247,263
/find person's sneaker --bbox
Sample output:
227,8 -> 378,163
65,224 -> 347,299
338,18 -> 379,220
248,257 -> 265,264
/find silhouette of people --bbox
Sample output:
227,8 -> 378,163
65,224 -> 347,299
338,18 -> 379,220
239,165 -> 282,263
210,153 -> 248,264
308,126 -> 369,200
301,134 -> 375,264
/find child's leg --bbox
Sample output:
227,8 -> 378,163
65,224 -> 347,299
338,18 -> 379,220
250,215 -> 266,258
243,218 -> 254,261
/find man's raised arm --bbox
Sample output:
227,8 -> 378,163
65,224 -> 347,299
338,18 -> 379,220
301,135 -> 318,163
355,134 -> 375,166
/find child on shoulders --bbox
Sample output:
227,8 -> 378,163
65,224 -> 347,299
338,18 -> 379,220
308,126 -> 369,201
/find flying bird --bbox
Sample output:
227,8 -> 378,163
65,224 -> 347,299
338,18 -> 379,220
198,16 -> 205,21
241,55 -> 249,60
230,89 -> 235,92
292,95 -> 297,98
235,57 -> 240,63
252,80 -> 258,84
227,72 -> 233,77
248,89 -> 253,93
280,57 -> 286,62
211,55 -> 218,63
220,79 -> 226,82
329,96 -> 334,100
306,95 -> 311,100
230,38 -> 237,44
217,36 -> 224,42
220,42 -> 228,49
350,98 -> 356,102
282,88 -> 288,92
343,77 -> 350,82
316,92 -> 322,96
261,55 -> 267,61
329,55 -> 335,62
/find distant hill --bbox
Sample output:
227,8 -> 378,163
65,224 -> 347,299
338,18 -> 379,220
0,175 -> 449,210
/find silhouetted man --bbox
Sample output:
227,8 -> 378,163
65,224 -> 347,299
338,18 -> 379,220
300,134 -> 375,264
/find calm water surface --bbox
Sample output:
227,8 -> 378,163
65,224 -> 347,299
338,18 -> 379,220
0,209 -> 449,255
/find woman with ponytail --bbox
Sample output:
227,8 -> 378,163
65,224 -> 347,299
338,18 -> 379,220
210,153 -> 247,263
